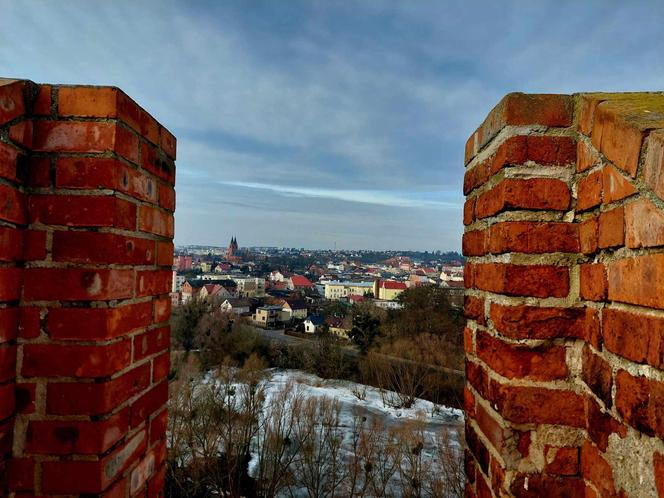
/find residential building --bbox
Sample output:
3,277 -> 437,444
287,274 -> 314,290
174,255 -> 192,271
304,315 -> 325,334
172,271 -> 185,292
220,298 -> 252,316
281,298 -> 308,320
252,305 -> 283,328
377,280 -> 407,300
324,281 -> 375,300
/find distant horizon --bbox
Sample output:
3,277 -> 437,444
175,240 -> 463,254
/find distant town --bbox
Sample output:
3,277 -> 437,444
171,237 -> 464,336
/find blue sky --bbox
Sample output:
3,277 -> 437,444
1,1 -> 663,250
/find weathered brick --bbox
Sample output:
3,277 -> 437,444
32,120 -> 116,152
25,408 -> 129,454
0,267 -> 22,301
463,198 -> 475,225
474,402 -> 508,454
579,216 -> 599,254
615,370 -> 654,436
654,452 -> 664,498
576,140 -> 600,172
602,164 -> 636,204
23,268 -> 134,301
585,397 -> 626,452
490,303 -> 591,340
138,205 -> 174,238
603,307 -> 664,369
52,231 -> 155,265
130,381 -> 168,427
132,327 -> 169,362
462,229 -> 486,256
0,184 -> 26,224
544,446 -> 579,476
22,340 -> 131,378
476,330 -> 568,381
136,270 -> 172,297
625,198 -> 664,248
581,344 -> 612,407
598,205 -> 624,248
47,302 -> 153,340
472,263 -> 569,298
489,382 -> 586,427
58,86 -> 118,117
0,226 -> 23,262
581,440 -> 617,497
608,254 -> 664,309
29,194 -> 136,229
580,263 -> 607,301
488,221 -> 578,254
152,351 -> 170,383
576,170 -> 602,212
475,178 -> 570,219
156,241 -> 174,267
645,130 -> 664,202
464,295 -> 485,325
0,308 -> 18,343
32,83 -> 52,116
0,80 -> 27,126
47,363 -> 150,415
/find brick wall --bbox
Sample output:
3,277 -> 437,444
0,79 -> 175,497
463,92 -> 664,497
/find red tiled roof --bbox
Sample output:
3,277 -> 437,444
290,275 -> 314,287
380,280 -> 407,290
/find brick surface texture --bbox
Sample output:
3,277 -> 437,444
0,78 -> 175,497
464,92 -> 664,498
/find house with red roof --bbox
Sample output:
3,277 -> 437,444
287,274 -> 314,290
377,280 -> 407,300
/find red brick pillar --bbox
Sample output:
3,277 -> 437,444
0,80 -> 175,497
463,93 -> 664,497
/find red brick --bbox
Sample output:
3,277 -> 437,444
47,302 -> 152,340
466,360 -> 489,399
490,303 -> 595,341
158,182 -> 175,211
0,80 -> 27,126
608,254 -> 664,309
465,421 -> 490,475
130,450 -> 156,495
475,178 -> 570,219
136,270 -> 172,297
150,408 -> 167,444
32,83 -> 52,115
489,382 -> 586,427
130,380 -> 168,427
544,446 -> 579,476
488,221 -> 578,254
0,308 -> 18,342
603,307 -> 664,369
29,194 -> 136,229
654,452 -> 664,498
463,198 -> 475,225
576,140 -> 600,172
462,230 -> 486,256
47,363 -> 150,415
585,397 -> 626,452
141,142 -> 175,184
22,340 -> 131,378
517,431 -> 531,458
0,184 -> 26,224
7,457 -> 34,492
598,205 -> 624,248
0,141 -> 19,182
9,120 -> 33,149
152,351 -> 170,383
0,383 -> 15,421
464,326 -> 474,354
581,441 -> 616,497
0,225 -> 23,262
23,229 -> 46,261
32,120 -> 116,152
153,297 -> 171,323
602,164 -> 636,204
463,161 -> 490,195
576,170 -> 602,212
55,156 -> 119,189
138,205 -> 174,237
115,124 -> 140,164
645,130 -> 664,202
474,402 -> 509,455
464,295 -> 485,325
0,345 -> 16,382
159,126 -> 176,160
591,101 -> 644,177
41,429 -> 147,494
615,370 -> 653,436
156,241 -> 174,267
23,268 -> 134,301
0,267 -> 22,301
57,86 -> 118,117
18,306 -> 40,339
25,408 -> 129,454
625,198 -> 664,248
15,382 -> 35,413
580,263 -> 607,301
133,327 -> 169,362
510,473 -> 584,498
476,330 -> 568,381
52,231 -> 155,265
464,386 -> 476,418
148,464 -> 166,498
472,263 -> 569,298
581,344 -> 613,408
28,155 -> 52,187
579,216 -> 598,254
117,91 -> 160,145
